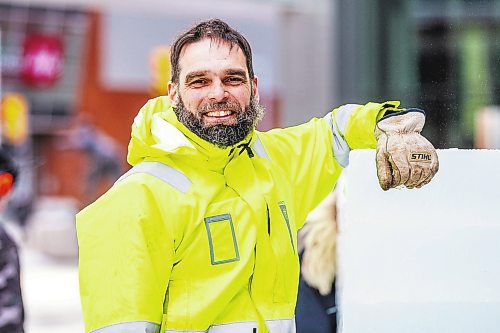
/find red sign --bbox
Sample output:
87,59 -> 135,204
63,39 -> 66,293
21,34 -> 64,87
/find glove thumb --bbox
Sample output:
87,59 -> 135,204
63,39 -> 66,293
376,145 -> 393,191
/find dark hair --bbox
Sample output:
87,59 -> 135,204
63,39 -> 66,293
170,18 -> 254,83
0,148 -> 18,183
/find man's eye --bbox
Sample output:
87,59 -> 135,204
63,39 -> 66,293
190,79 -> 207,87
226,77 -> 244,85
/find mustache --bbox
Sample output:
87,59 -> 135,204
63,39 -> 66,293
199,101 -> 242,113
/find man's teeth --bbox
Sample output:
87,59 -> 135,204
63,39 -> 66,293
206,110 -> 232,117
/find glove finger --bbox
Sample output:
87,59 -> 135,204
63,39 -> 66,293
389,150 -> 410,187
388,153 -> 401,187
418,160 -> 438,188
418,152 -> 439,187
415,167 -> 431,188
399,157 -> 411,186
376,146 -> 393,191
431,154 -> 440,175
406,165 -> 422,189
417,176 -> 432,188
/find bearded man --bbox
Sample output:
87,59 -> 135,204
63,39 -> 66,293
77,19 -> 438,333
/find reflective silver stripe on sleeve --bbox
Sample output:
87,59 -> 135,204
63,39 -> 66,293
165,321 -> 256,333
266,317 -> 296,333
91,321 -> 159,333
251,136 -> 270,160
116,161 -> 192,193
323,112 -> 351,168
334,104 -> 359,133
207,320 -> 257,333
164,318 -> 295,332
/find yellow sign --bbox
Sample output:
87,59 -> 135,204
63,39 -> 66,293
1,93 -> 29,145
149,45 -> 171,97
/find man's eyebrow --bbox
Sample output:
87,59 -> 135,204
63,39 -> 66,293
224,69 -> 247,77
185,71 -> 209,82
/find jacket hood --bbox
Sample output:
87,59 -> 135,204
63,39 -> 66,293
127,96 -> 255,168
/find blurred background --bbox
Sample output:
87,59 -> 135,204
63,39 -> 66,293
0,0 -> 499,332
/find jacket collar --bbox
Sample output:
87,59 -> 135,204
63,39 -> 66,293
162,108 -> 255,172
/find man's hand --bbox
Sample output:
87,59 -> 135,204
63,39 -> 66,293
375,109 -> 439,191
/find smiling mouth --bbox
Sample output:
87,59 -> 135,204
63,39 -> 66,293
202,110 -> 237,126
204,110 -> 234,117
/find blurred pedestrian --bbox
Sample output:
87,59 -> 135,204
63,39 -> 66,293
0,148 -> 24,333
296,191 -> 338,333
57,114 -> 123,202
77,18 -> 439,333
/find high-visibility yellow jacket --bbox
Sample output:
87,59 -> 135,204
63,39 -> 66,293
77,96 -> 400,333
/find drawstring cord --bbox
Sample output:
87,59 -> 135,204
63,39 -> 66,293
228,142 -> 254,158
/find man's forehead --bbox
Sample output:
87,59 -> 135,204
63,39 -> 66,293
180,37 -> 242,56
178,38 -> 248,78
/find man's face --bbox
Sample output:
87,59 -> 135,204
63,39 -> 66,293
168,38 -> 263,147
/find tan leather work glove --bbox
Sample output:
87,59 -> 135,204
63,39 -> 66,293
375,109 -> 439,190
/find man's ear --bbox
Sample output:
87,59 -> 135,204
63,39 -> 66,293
252,76 -> 260,103
167,81 -> 179,107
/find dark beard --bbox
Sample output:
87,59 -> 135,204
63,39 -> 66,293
174,97 -> 264,148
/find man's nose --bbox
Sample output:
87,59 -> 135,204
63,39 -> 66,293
207,81 -> 228,101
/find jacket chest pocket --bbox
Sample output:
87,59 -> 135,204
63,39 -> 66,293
204,214 -> 240,265
269,200 -> 299,302
278,201 -> 296,254
268,200 -> 297,255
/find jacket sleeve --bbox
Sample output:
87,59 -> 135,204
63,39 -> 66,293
259,101 -> 400,229
76,179 -> 174,333
329,101 -> 401,149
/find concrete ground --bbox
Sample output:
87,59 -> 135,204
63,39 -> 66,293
5,195 -> 85,333
4,209 -> 85,333
20,245 -> 84,333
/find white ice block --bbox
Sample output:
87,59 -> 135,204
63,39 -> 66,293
337,149 -> 500,333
